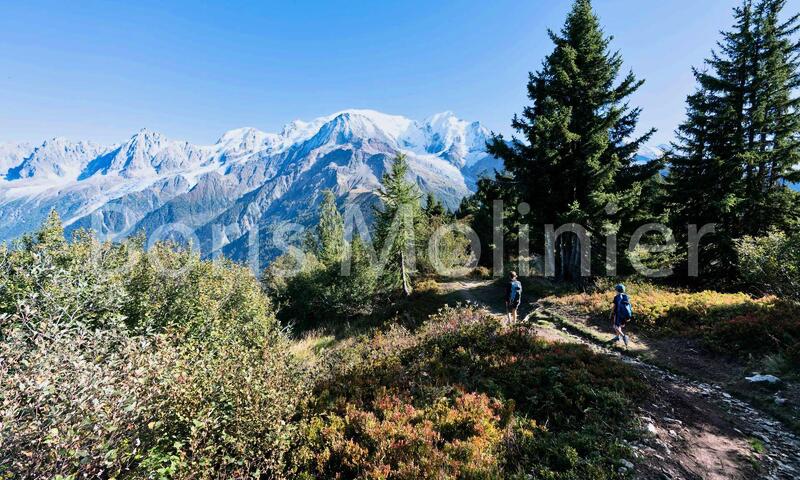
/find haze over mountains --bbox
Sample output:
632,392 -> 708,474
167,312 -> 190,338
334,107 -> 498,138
0,109 -> 667,264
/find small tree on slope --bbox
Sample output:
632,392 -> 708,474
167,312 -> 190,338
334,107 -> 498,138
374,154 -> 424,296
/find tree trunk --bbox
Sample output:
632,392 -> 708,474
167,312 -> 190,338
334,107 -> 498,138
400,251 -> 411,297
570,237 -> 580,281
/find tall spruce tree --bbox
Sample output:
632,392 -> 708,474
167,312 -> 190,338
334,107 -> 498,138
487,0 -> 655,280
668,0 -> 800,281
745,0 -> 800,229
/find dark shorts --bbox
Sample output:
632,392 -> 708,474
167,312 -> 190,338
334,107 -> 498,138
508,301 -> 520,311
614,317 -> 624,327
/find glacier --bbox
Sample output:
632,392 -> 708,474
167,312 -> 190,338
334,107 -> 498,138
0,110 -> 501,264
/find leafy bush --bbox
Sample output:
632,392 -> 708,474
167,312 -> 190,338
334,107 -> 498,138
703,304 -> 800,360
264,242 -> 379,330
0,318 -> 164,477
469,266 -> 493,279
0,214 -> 310,479
0,213 -> 133,329
263,192 -> 380,329
737,230 -> 800,301
1,317 -> 309,479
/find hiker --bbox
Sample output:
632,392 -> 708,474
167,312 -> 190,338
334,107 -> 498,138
610,283 -> 632,347
505,271 -> 522,323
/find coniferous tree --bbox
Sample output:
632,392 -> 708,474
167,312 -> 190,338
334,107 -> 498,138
423,192 -> 446,218
487,0 -> 655,281
264,193 -> 379,326
315,190 -> 345,266
668,0 -> 800,281
374,154 -> 424,295
744,0 -> 800,230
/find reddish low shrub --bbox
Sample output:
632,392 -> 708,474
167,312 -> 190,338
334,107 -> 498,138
297,391 -> 506,479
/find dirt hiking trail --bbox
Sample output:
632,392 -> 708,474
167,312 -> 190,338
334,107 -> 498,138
438,278 -> 800,480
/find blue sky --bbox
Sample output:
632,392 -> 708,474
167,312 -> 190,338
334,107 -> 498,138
2,0 -> 798,146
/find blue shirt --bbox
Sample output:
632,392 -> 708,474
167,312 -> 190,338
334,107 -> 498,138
613,293 -> 630,319
507,280 -> 522,303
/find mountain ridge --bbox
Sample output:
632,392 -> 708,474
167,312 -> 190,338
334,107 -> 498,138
0,110 -> 499,264
0,109 -> 669,265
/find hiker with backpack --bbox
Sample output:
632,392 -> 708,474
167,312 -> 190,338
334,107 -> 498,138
506,271 -> 522,323
610,283 -> 632,347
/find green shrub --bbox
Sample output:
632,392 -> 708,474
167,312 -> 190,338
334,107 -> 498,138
0,317 -> 309,479
703,301 -> 800,361
0,214 -> 133,329
737,230 -> 800,301
0,319 -> 164,477
0,216 -> 311,479
264,240 -> 379,330
468,266 -> 493,279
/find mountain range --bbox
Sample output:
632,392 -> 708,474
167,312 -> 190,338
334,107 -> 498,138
0,109 -> 667,266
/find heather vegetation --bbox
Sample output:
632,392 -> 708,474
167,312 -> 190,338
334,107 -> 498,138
294,305 -> 647,479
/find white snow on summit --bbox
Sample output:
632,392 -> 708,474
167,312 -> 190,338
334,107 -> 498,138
6,138 -> 108,182
636,143 -> 671,161
0,110 -> 501,249
0,142 -> 35,177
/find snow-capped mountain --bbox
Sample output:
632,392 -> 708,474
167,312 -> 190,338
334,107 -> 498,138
634,143 -> 670,163
0,109 -> 675,265
0,110 -> 500,264
0,142 -> 35,177
7,138 -> 111,181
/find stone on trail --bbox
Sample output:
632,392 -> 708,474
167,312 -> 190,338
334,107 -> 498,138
746,374 -> 781,384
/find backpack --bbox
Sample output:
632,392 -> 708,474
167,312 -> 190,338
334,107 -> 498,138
616,293 -> 632,322
509,280 -> 522,303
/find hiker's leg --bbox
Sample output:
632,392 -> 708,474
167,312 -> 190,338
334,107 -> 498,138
611,325 -> 622,342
